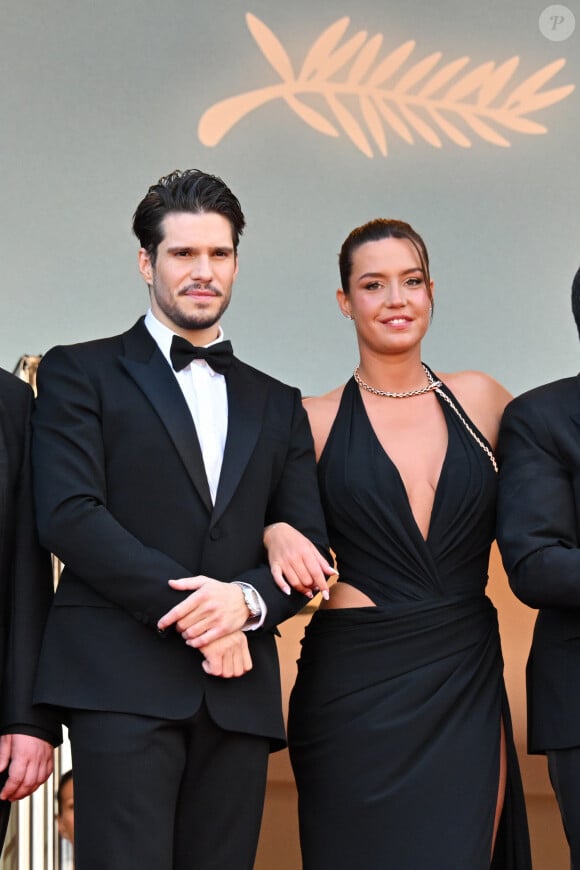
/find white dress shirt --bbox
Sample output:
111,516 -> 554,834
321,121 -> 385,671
144,309 -> 265,628
145,310 -> 227,503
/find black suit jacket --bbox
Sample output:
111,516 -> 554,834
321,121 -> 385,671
0,369 -> 61,741
32,319 -> 329,749
497,375 -> 580,752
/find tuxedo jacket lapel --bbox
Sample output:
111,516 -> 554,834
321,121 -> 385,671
571,376 -> 580,431
119,321 -> 213,512
212,361 -> 266,523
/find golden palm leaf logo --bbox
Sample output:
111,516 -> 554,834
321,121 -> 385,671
198,14 -> 575,157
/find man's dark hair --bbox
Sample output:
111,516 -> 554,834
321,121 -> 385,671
56,769 -> 73,815
572,264 -> 580,339
132,169 -> 246,263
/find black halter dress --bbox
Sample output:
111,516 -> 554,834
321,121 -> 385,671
288,374 -> 531,869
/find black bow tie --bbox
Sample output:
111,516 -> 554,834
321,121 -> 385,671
170,335 -> 234,375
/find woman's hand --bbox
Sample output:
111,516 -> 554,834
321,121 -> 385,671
263,522 -> 336,599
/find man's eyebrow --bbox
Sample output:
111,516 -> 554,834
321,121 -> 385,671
166,245 -> 235,253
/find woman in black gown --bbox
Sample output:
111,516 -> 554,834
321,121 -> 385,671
264,219 -> 531,868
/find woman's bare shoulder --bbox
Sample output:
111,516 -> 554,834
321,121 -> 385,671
303,385 -> 346,458
435,369 -> 512,448
439,370 -> 512,409
304,384 -> 345,409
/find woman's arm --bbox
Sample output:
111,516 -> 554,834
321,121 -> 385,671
263,390 -> 342,598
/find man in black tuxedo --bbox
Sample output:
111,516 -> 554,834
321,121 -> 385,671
497,264 -> 580,869
0,369 -> 60,852
31,169 -> 331,870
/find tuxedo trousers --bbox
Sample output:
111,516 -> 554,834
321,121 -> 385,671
68,701 -> 270,870
547,747 -> 580,870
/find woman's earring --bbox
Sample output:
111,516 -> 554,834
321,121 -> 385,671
344,312 -> 352,320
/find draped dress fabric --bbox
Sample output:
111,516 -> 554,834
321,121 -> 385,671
288,374 -> 531,870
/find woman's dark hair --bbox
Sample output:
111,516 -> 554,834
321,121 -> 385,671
339,218 -> 433,308
132,169 -> 245,262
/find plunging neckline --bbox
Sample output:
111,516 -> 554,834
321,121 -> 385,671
354,383 -> 451,544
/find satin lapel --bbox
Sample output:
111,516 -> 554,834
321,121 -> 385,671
119,321 -> 212,512
571,376 -> 580,431
212,361 -> 266,523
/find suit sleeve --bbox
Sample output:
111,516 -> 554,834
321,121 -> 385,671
1,383 -> 61,744
233,389 -> 331,631
497,397 -> 580,608
32,347 -> 198,627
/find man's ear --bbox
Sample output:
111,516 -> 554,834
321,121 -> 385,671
138,248 -> 153,286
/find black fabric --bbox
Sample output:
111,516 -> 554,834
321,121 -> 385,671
547,747 -> 580,870
169,335 -> 233,373
497,375 -> 580,753
0,370 -> 61,857
32,319 -> 330,744
0,371 -> 60,745
69,704 -> 269,870
31,318 -> 330,867
289,376 -> 531,869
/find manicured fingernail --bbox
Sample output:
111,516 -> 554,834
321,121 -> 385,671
322,590 -> 330,600
283,585 -> 291,595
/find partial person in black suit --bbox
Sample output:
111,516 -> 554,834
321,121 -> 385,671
0,368 -> 60,853
31,169 -> 331,870
497,264 -> 580,869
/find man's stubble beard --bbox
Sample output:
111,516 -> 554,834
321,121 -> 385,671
153,282 -> 231,333
168,305 -> 228,332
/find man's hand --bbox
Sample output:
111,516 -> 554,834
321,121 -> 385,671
264,522 -> 336,598
0,734 -> 54,801
157,576 -> 250,647
198,631 -> 253,678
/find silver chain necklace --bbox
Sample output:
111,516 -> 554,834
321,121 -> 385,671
353,363 -> 498,473
353,363 -> 442,398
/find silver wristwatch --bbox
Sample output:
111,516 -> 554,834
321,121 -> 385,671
236,582 -> 262,619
